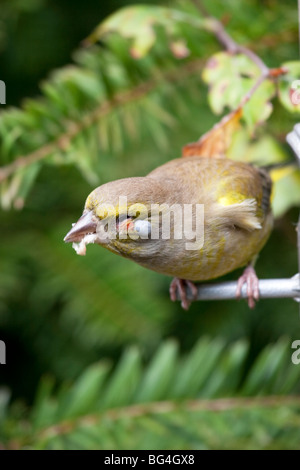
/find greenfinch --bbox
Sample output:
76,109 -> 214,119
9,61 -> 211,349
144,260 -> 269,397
64,155 -> 272,309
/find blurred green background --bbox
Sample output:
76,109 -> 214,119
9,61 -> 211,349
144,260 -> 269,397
1,0 -> 300,450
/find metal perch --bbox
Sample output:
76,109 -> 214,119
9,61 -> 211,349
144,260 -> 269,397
179,275 -> 300,302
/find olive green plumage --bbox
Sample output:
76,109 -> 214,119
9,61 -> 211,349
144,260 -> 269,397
65,156 -> 273,283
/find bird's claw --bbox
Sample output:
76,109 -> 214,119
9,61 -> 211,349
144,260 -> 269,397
236,265 -> 260,309
169,278 -> 198,310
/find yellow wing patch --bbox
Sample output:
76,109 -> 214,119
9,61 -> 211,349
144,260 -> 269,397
214,198 -> 262,231
218,191 -> 249,207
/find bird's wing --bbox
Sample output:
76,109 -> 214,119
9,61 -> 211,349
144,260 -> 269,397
210,164 -> 272,232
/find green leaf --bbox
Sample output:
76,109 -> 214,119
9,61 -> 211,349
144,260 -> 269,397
271,167 -> 300,218
203,51 -> 260,112
243,79 -> 275,133
0,163 -> 41,210
31,375 -> 57,429
100,346 -> 142,409
56,361 -> 111,420
228,131 -> 288,166
199,340 -> 249,398
134,340 -> 178,403
86,6 -> 175,57
171,337 -> 225,399
227,130 -> 300,216
86,5 -> 206,58
202,52 -> 275,129
278,61 -> 300,113
241,339 -> 290,396
203,52 -> 259,85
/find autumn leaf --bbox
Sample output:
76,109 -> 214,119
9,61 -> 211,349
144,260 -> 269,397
182,107 -> 242,158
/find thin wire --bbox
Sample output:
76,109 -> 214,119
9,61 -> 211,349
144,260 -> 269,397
179,276 -> 300,302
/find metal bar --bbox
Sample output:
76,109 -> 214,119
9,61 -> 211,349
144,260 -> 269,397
180,275 -> 300,302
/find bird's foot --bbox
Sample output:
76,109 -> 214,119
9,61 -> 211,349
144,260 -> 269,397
169,278 -> 198,310
236,265 -> 260,309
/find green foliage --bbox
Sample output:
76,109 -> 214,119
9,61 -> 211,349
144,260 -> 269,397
228,129 -> 300,217
1,337 -> 300,450
1,0 -> 300,214
0,2 -> 210,209
1,0 -> 300,451
86,4 -> 206,58
202,52 -> 275,130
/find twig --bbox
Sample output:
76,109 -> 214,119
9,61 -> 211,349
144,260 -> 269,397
190,0 -> 210,17
192,0 -> 269,75
239,74 -> 268,107
191,0 -> 288,112
209,19 -> 270,76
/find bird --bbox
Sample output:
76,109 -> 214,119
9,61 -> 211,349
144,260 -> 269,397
64,154 -> 273,310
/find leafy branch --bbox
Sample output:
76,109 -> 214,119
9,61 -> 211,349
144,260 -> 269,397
0,60 -> 203,184
0,1 -> 300,210
23,395 -> 300,446
2,337 -> 300,450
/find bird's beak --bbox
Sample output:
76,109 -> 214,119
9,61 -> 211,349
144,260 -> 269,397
64,211 -> 97,243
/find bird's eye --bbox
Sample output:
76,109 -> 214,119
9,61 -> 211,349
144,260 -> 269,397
133,220 -> 151,237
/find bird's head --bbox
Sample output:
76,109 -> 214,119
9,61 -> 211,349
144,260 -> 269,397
64,176 -> 172,259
